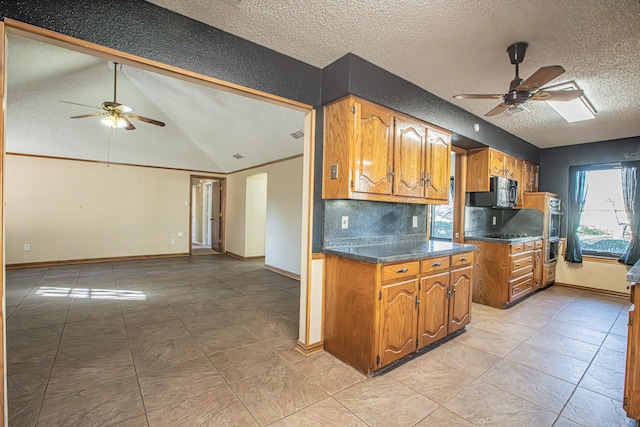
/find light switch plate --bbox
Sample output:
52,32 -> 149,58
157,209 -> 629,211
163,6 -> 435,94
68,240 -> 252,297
331,164 -> 339,179
412,216 -> 418,228
341,216 -> 348,229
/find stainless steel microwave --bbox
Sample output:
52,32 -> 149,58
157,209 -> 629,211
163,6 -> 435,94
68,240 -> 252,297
466,176 -> 518,208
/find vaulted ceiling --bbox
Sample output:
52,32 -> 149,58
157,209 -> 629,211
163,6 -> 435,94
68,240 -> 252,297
6,35 -> 306,173
149,0 -> 640,149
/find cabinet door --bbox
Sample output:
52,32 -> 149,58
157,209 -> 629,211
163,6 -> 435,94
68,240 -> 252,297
515,159 -> 525,207
378,278 -> 418,367
393,118 -> 426,198
353,100 -> 394,195
533,249 -> 543,290
418,272 -> 450,348
449,266 -> 473,334
425,127 -> 452,201
504,155 -> 517,180
489,150 -> 505,177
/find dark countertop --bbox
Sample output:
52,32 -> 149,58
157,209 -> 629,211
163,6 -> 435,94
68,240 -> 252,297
323,240 -> 477,264
464,235 -> 543,244
627,259 -> 640,283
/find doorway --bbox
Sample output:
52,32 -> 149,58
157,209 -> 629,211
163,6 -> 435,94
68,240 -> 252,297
190,176 -> 223,255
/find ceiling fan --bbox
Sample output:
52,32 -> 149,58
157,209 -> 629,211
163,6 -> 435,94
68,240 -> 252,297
61,62 -> 166,130
453,42 -> 584,117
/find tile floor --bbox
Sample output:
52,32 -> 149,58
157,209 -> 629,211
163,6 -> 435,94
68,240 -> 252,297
5,255 -> 638,426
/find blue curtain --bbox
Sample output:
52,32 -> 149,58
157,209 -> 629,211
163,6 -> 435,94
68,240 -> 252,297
619,163 -> 640,265
565,170 -> 589,263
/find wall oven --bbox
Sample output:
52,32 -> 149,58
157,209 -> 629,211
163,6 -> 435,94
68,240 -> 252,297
548,197 -> 562,240
546,239 -> 561,263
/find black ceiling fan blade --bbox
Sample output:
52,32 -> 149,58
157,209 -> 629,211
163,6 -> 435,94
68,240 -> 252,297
453,94 -> 504,100
127,113 -> 166,127
516,66 -> 565,92
530,89 -> 584,101
60,100 -> 103,110
485,103 -> 510,117
70,112 -> 107,119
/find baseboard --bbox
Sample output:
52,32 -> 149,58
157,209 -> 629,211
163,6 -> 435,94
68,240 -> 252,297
295,340 -> 324,357
554,282 -> 630,299
5,252 -> 190,269
264,264 -> 300,280
224,251 -> 265,261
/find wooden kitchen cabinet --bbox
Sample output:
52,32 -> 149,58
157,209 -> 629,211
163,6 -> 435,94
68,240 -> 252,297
467,239 -> 539,308
324,251 -> 474,374
323,95 -> 451,204
624,282 -> 640,421
379,277 -> 419,367
533,248 -> 543,290
466,147 -> 537,197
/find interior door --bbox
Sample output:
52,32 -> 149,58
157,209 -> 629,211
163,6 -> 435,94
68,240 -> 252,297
211,180 -> 221,252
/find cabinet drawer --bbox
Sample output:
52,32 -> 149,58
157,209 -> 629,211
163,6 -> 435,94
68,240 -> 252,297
510,243 -> 525,254
421,256 -> 450,274
451,252 -> 474,268
543,264 -> 556,285
510,273 -> 533,302
524,241 -> 535,251
534,240 -> 543,249
382,261 -> 420,281
510,252 -> 533,279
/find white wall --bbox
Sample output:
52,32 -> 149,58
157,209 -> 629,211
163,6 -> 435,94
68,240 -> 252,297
4,155 -> 224,264
556,257 -> 631,294
226,157 -> 303,275
245,173 -> 267,257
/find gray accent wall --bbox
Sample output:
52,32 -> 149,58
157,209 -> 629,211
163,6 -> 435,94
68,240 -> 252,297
539,136 -> 640,237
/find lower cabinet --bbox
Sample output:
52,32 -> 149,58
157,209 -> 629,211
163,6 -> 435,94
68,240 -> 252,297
624,282 -> 639,420
324,251 -> 474,374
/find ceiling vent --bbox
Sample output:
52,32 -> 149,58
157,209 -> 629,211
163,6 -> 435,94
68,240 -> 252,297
232,153 -> 244,159
290,130 -> 304,139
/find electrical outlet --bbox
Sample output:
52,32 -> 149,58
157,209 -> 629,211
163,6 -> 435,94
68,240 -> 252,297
170,238 -> 176,244
24,243 -> 31,251
412,216 -> 418,228
341,216 -> 349,229
492,216 -> 497,226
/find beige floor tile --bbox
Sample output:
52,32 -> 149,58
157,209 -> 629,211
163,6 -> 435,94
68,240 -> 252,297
170,300 -> 224,319
453,326 -> 523,357
579,363 -> 626,401
269,397 -> 367,427
110,414 -> 149,426
127,318 -> 191,346
553,416 -> 585,426
66,301 -> 123,322
561,386 -> 632,427
38,376 -> 146,426
470,317 -> 538,341
591,345 -> 627,374
426,340 -> 501,377
291,352 -> 365,394
181,310 -> 240,334
540,318 -> 608,345
123,306 -> 180,328
334,375 -> 438,427
7,341 -> 58,375
414,406 -> 475,426
389,357 -> 474,404
131,335 -> 206,374
63,315 -> 126,338
505,341 -> 589,384
444,379 -> 556,426
231,365 -> 329,425
6,324 -> 64,351
8,368 -> 50,427
138,357 -> 226,411
7,310 -> 68,332
524,330 -> 600,363
209,341 -> 288,383
479,359 -> 575,413
58,329 -> 130,358
601,333 -> 628,352
244,315 -> 298,341
8,398 -> 41,427
193,324 -> 261,355
46,347 -> 136,398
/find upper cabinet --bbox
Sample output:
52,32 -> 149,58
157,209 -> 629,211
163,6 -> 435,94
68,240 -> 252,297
466,148 -> 538,197
323,95 -> 451,205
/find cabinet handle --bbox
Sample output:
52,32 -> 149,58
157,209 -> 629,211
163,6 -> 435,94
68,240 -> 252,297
432,262 -> 441,267
451,285 -> 456,295
459,257 -> 467,262
396,268 -> 409,273
446,285 -> 450,299
421,172 -> 426,186
514,287 -> 520,293
389,166 -> 394,179
426,172 -> 432,184
527,259 -> 532,264
415,295 -> 420,308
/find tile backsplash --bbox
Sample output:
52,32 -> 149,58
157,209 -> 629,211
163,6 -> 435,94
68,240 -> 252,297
464,206 -> 544,236
323,200 -> 428,247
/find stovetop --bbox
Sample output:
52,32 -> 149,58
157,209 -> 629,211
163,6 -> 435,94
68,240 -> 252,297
485,232 -> 530,238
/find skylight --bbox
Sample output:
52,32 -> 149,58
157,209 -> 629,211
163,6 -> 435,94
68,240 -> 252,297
545,81 -> 596,123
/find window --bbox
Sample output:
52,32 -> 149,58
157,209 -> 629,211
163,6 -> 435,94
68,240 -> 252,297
430,176 -> 454,240
578,167 -> 631,257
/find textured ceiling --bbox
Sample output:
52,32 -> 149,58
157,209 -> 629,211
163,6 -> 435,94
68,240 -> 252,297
6,35 -> 305,173
148,0 -> 640,148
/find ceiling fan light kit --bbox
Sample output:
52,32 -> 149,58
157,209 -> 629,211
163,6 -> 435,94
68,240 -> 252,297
453,41 -> 588,118
61,62 -> 166,131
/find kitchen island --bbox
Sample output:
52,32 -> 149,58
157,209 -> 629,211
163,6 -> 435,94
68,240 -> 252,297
323,240 -> 476,375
